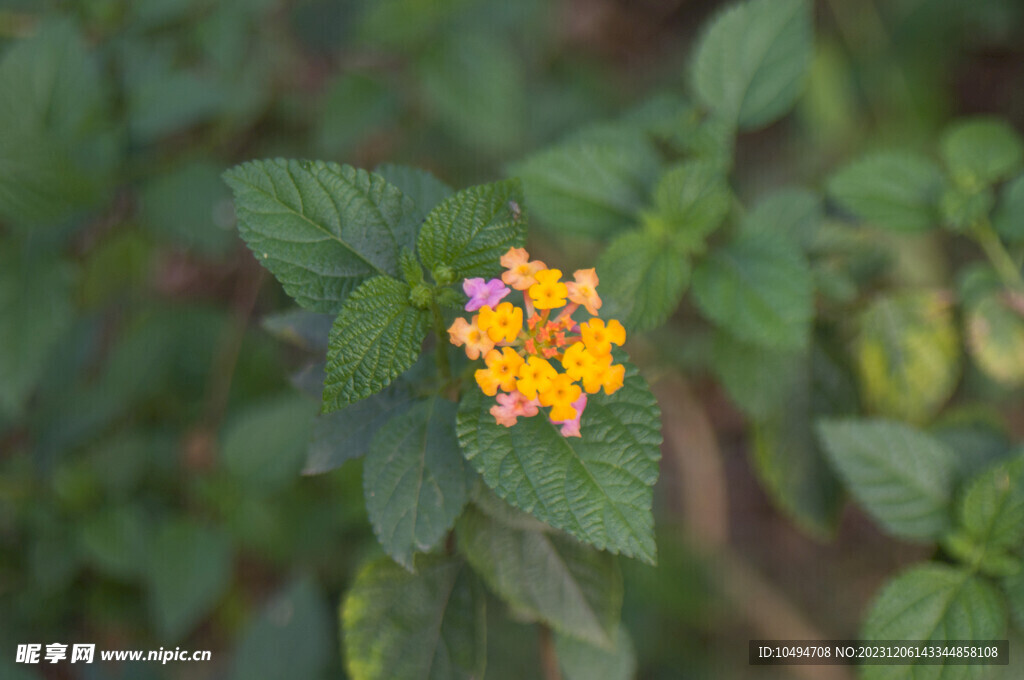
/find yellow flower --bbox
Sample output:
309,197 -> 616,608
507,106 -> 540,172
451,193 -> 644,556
447,316 -> 494,360
478,347 -> 524,394
580,352 -> 614,394
539,373 -> 581,421
602,363 -> 625,395
560,342 -> 596,381
517,356 -> 557,400
500,247 -> 547,291
477,302 -> 523,343
528,269 -> 568,310
580,318 -> 626,356
566,268 -> 602,315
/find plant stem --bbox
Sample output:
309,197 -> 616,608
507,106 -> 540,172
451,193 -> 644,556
973,219 -> 1024,294
430,301 -> 452,381
538,625 -> 562,680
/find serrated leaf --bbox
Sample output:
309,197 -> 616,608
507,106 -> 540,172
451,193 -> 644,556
649,160 -> 730,246
966,293 -> 1024,386
597,231 -> 690,332
691,232 -> 813,349
511,126 -> 661,238
417,179 -> 526,281
692,0 -> 812,130
960,455 -> 1024,551
861,564 -> 1005,680
941,118 -> 1023,184
224,159 -> 421,313
457,356 -> 661,563
342,555 -> 486,680
322,276 -> 429,412
855,290 -> 959,423
375,164 -> 454,217
741,186 -> 822,248
826,151 -> 942,231
365,399 -> 470,569
146,520 -> 232,641
994,175 -> 1024,242
220,395 -> 315,493
817,419 -> 958,541
556,624 -> 636,680
456,507 -> 622,647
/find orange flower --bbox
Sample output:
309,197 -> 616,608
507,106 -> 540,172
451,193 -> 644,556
447,316 -> 494,360
501,247 -> 547,291
566,268 -> 602,315
580,318 -> 626,356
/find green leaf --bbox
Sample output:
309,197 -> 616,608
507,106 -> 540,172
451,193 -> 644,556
861,564 -> 1005,680
941,117 -> 1023,185
817,419 -> 958,541
710,331 -> 801,420
511,126 -> 661,238
456,506 -> 622,647
223,159 -> 421,313
741,187 -> 822,248
556,624 -> 636,680
146,520 -> 232,640
78,505 -> 151,579
417,179 -> 526,281
966,293 -> 1024,386
375,164 -> 454,217
691,232 -> 813,349
1001,569 -> 1024,630
365,399 -> 470,569
960,455 -> 1024,551
647,161 -> 731,247
139,160 -> 235,256
994,175 -> 1024,242
317,73 -> 398,156
855,290 -> 959,423
826,151 -> 942,231
322,276 -> 430,412
221,395 -> 315,493
342,555 -> 486,680
457,355 -> 661,563
0,252 -> 74,418
261,309 -> 334,353
939,183 -> 995,231
229,578 -> 332,680
692,0 -> 813,129
597,231 -> 690,332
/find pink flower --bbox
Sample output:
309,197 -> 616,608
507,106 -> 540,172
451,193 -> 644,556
489,390 -> 540,427
463,277 -> 510,312
550,393 -> 587,437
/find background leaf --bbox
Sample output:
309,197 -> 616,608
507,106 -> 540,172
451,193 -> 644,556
965,293 -> 1024,386
959,454 -> 1024,551
556,624 -> 636,680
342,555 -> 486,680
692,0 -> 813,129
647,160 -> 730,247
994,175 -> 1024,242
940,117 -> 1023,184
597,231 -> 690,332
322,276 -> 430,412
817,419 -> 958,541
826,151 -> 942,231
224,159 -> 421,313
220,395 -> 316,493
375,164 -> 454,217
741,186 -> 823,248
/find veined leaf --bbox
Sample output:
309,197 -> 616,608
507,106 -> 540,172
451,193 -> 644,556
597,230 -> 690,332
817,419 -> 958,541
861,564 -> 1005,680
457,356 -> 661,563
966,293 -> 1024,386
342,555 -> 486,680
826,151 -> 942,231
556,625 -> 636,680
941,117 -> 1023,185
691,232 -> 813,350
456,506 -> 622,647
510,126 -> 661,238
224,159 -> 421,313
365,399 -> 470,569
960,455 -> 1024,551
692,0 -> 813,130
322,277 -> 429,412
417,178 -> 526,281
375,164 -> 454,217
741,187 -> 822,248
855,290 -> 959,423
648,160 -> 730,246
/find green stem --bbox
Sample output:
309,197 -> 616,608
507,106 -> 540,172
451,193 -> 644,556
430,301 -> 452,381
972,219 -> 1024,294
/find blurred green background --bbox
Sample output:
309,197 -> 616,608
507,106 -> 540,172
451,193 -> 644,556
1,0 -> 1023,678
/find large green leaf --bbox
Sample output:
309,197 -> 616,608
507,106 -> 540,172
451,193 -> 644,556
456,507 -> 622,647
220,395 -> 315,493
556,625 -> 636,680
510,126 -> 661,238
457,356 -> 661,563
692,0 -> 812,129
960,455 -> 1024,551
647,160 -> 730,248
146,520 -> 232,641
375,164 -> 454,217
417,179 -> 526,281
223,159 -> 421,313
826,151 -> 942,231
691,232 -> 813,350
861,564 -> 1005,680
941,118 -> 1023,185
0,252 -> 74,418
817,419 -> 958,541
710,331 -> 801,420
365,399 -> 470,569
965,293 -> 1024,386
597,230 -> 690,332
342,555 -> 486,680
855,290 -> 959,423
741,186 -> 822,248
322,276 -> 430,412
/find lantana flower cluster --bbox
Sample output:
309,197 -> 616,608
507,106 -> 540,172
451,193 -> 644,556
448,247 -> 626,437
